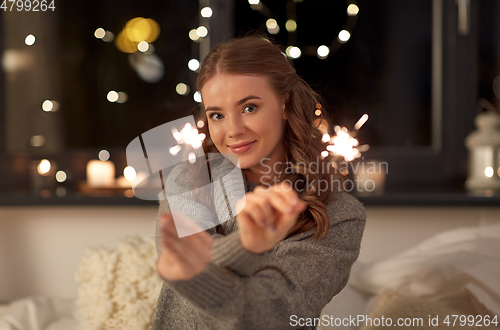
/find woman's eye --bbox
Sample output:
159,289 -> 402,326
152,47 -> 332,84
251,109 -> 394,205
209,113 -> 224,121
244,104 -> 256,113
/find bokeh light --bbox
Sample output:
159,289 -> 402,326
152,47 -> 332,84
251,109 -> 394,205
196,26 -> 208,38
176,83 -> 190,95
194,91 -> 202,103
94,28 -> 105,39
125,17 -> 160,43
124,166 -> 137,180
201,7 -> 213,18
347,4 -> 360,16
55,170 -> 67,183
285,20 -> 297,32
115,17 -> 160,53
37,159 -> 51,175
338,30 -> 351,43
138,41 -> 149,52
99,150 -> 110,161
25,34 -> 35,46
485,167 -> 494,178
317,45 -> 330,58
189,29 -> 200,41
117,92 -> 128,103
188,59 -> 200,71
30,135 -> 46,147
107,91 -> 119,102
42,100 -> 54,112
287,46 -> 301,59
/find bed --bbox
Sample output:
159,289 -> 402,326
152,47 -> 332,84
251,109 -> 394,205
1,223 -> 499,329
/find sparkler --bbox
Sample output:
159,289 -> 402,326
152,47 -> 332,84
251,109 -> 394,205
169,122 -> 206,163
323,114 -> 370,162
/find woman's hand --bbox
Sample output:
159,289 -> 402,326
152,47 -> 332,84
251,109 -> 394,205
157,212 -> 213,281
236,182 -> 307,254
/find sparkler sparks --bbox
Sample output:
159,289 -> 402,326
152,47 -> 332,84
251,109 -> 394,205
324,114 -> 370,162
169,123 -> 206,156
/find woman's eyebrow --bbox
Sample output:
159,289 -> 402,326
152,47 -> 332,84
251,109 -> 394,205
205,95 -> 262,112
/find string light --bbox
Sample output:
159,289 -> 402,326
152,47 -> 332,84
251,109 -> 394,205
201,7 -> 213,18
55,171 -> 67,183
25,34 -> 36,46
176,83 -> 190,95
266,19 -> 279,34
107,91 -> 119,102
193,91 -> 202,103
196,26 -> 208,38
137,41 -> 149,52
317,45 -> 330,59
338,30 -> 351,43
188,59 -> 200,71
41,100 -> 60,112
286,46 -> 301,59
124,166 -> 137,180
30,135 -> 46,147
37,159 -> 51,175
102,31 -> 114,42
94,28 -> 105,39
117,92 -> 128,103
98,150 -> 110,161
248,1 -> 358,58
347,4 -> 359,16
189,29 -> 200,41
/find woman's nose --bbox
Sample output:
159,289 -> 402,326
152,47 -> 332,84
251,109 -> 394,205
227,115 -> 246,138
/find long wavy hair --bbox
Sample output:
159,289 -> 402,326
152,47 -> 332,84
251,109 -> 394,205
193,36 -> 342,241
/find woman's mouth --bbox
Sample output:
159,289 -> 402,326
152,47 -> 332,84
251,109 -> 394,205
228,141 -> 256,154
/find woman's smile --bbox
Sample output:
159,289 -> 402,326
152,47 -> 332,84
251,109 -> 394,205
228,140 -> 257,154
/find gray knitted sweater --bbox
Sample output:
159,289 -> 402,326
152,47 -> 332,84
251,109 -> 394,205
151,160 -> 366,329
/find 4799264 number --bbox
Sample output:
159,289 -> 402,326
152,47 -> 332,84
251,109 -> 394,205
1,0 -> 55,11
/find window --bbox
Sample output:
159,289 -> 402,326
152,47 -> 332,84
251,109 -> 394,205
0,0 -> 494,201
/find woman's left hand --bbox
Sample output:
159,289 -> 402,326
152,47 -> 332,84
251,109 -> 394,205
157,212 -> 213,281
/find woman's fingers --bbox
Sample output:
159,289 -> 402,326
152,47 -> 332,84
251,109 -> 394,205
252,183 -> 307,229
158,212 -> 213,281
243,193 -> 274,230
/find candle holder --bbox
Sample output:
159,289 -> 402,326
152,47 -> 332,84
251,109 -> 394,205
465,104 -> 500,196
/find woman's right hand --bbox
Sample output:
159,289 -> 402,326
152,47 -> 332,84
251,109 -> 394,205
236,182 -> 307,254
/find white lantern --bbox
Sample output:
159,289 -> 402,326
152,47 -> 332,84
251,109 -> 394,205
465,111 -> 500,194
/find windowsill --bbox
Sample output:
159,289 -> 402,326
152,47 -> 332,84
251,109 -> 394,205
0,191 -> 498,207
355,191 -> 500,207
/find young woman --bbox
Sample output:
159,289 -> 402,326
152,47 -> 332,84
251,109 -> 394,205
152,36 -> 366,329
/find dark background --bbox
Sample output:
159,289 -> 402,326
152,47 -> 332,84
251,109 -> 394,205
1,0 -> 499,201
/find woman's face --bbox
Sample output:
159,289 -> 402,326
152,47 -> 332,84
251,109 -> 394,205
201,73 -> 287,178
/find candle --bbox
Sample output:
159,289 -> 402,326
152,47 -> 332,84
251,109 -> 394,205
86,160 -> 115,188
353,159 -> 387,196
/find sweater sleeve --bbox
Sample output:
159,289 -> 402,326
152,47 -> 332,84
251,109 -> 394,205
163,192 -> 366,329
155,163 -> 275,277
